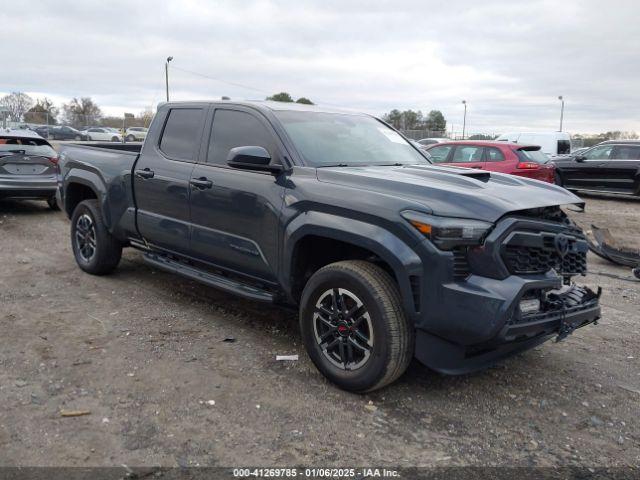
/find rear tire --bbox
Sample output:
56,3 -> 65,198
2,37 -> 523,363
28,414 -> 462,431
299,260 -> 414,392
71,199 -> 122,275
46,197 -> 59,211
126,134 -> 135,142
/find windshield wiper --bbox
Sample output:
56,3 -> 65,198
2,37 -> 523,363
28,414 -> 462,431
318,163 -> 351,168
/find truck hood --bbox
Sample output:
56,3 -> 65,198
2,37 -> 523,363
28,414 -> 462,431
316,164 -> 583,223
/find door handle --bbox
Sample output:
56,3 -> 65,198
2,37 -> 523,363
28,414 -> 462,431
190,177 -> 213,189
135,168 -> 155,179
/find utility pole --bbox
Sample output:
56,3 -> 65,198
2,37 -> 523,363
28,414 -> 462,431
558,95 -> 564,132
461,100 -> 467,139
165,56 -> 173,102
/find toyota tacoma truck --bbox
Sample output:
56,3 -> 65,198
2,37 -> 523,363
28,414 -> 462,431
56,101 -> 601,392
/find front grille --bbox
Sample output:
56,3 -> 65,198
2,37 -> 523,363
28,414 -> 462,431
502,231 -> 588,276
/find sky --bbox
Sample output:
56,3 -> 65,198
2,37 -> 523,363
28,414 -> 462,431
1,0 -> 638,135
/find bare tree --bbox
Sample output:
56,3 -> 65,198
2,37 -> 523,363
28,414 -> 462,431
24,98 -> 59,125
0,92 -> 34,122
62,97 -> 103,128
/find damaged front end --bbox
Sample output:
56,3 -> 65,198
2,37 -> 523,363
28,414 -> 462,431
414,205 -> 603,374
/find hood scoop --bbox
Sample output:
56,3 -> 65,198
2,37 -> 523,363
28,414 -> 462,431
455,169 -> 491,182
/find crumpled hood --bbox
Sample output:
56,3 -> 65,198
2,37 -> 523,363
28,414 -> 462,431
316,164 -> 583,223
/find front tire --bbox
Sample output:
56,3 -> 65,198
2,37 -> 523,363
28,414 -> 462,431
299,260 -> 414,392
111,136 -> 120,142
71,199 -> 122,275
126,134 -> 135,142
75,135 -> 82,140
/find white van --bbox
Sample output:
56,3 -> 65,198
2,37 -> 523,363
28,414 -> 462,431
496,131 -> 572,157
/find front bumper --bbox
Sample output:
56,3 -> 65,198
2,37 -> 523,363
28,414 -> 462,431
414,281 -> 600,374
409,215 -> 600,374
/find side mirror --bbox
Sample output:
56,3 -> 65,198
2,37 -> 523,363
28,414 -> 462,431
227,146 -> 282,173
574,155 -> 586,162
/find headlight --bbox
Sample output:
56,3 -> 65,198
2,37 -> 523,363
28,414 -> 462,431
401,210 -> 493,250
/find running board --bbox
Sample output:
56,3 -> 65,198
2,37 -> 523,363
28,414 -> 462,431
142,252 -> 275,303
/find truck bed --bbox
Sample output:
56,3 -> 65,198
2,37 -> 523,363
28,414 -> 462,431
58,142 -> 142,240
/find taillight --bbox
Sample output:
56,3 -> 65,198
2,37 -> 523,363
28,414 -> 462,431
516,162 -> 540,170
48,156 -> 59,165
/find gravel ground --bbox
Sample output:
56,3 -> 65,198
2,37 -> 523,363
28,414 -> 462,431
0,193 -> 638,468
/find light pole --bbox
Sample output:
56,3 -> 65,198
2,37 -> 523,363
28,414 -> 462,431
558,95 -> 564,132
165,56 -> 173,101
461,100 -> 467,139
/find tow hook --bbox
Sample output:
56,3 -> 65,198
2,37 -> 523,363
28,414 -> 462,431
554,286 -> 602,343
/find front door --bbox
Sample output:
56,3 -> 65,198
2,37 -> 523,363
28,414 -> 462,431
134,106 -> 206,254
561,144 -> 614,190
189,107 -> 286,283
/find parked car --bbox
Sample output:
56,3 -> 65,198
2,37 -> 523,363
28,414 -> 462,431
423,140 -> 556,183
46,126 -> 88,141
125,127 -> 148,142
56,101 -> 600,392
0,129 -> 59,209
417,137 -> 446,146
32,125 -> 53,138
496,131 -> 572,157
83,127 -> 122,142
553,140 -> 640,195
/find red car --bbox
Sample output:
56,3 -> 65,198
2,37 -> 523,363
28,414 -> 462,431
422,140 -> 555,183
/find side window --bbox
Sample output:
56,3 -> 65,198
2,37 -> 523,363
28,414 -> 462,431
557,140 -> 571,155
583,145 -> 613,160
159,108 -> 204,161
486,147 -> 505,162
452,146 -> 484,163
612,146 -> 640,160
207,109 -> 276,165
427,145 -> 452,163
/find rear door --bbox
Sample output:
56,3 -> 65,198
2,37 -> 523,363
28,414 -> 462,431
133,105 -> 207,254
449,145 -> 486,169
561,144 -> 614,190
598,145 -> 640,193
188,107 -> 286,282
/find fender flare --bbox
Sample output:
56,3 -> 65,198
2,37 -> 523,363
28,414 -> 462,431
283,211 -> 423,319
63,169 -> 108,223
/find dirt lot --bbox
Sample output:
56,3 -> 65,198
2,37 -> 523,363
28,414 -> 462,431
0,193 -> 638,469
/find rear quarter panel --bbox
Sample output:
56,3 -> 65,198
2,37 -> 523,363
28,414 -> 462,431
58,145 -> 140,241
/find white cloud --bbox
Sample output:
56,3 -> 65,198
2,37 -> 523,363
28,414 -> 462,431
1,0 -> 638,134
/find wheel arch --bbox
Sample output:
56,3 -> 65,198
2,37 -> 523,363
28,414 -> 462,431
63,172 -> 103,219
283,211 -> 423,320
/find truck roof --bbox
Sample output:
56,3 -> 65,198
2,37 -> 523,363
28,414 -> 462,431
157,100 -> 367,116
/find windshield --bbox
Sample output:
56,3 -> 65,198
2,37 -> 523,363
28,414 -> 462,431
517,148 -> 549,164
0,137 -> 56,157
274,111 -> 430,167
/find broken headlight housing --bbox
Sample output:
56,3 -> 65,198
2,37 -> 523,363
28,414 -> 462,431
402,211 -> 493,250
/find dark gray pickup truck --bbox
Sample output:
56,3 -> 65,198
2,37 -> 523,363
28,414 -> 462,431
57,101 -> 601,392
